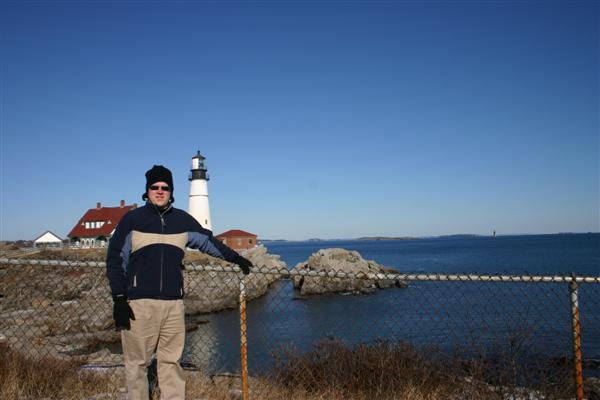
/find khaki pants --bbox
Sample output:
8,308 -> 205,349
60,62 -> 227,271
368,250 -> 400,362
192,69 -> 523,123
122,299 -> 185,400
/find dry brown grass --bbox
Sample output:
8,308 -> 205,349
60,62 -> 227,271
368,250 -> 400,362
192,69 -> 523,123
264,339 -> 494,400
20,248 -> 108,261
0,346 -> 122,400
263,339 -> 573,400
0,339 -> 574,400
0,243 -> 20,251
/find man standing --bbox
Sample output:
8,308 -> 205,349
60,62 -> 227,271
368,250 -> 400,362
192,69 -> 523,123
106,165 -> 252,400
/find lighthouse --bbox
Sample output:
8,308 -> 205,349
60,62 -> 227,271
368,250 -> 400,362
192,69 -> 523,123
188,151 -> 212,231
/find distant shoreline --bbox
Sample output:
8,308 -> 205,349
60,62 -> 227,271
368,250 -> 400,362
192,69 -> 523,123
356,236 -> 420,241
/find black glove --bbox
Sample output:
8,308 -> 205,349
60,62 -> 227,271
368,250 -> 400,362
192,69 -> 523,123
113,295 -> 135,330
234,255 -> 253,275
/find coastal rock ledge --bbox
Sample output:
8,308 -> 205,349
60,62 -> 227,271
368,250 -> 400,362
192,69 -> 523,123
292,248 -> 407,295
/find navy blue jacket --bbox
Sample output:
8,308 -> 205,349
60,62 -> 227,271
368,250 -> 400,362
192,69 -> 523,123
106,202 -> 239,300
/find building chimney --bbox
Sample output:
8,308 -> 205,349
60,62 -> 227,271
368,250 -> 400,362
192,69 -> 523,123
120,200 -> 125,208
96,202 -> 101,209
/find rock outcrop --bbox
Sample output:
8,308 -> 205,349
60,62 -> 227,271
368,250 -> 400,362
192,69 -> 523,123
292,248 -> 407,295
183,245 -> 287,314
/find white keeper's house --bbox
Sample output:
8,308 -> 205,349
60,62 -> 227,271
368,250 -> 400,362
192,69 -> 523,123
33,231 -> 63,248
68,200 -> 136,248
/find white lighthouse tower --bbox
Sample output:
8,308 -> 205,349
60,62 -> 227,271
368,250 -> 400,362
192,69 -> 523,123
188,151 -> 212,230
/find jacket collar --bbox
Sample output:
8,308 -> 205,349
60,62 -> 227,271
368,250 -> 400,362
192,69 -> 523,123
144,201 -> 173,215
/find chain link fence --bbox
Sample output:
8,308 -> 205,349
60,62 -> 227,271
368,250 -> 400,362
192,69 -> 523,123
1,256 -> 599,399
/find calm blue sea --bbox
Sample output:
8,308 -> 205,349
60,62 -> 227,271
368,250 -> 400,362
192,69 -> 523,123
184,234 -> 600,374
266,233 -> 600,276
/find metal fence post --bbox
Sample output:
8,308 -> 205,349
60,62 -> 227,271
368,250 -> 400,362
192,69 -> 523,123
239,277 -> 250,400
569,274 -> 584,400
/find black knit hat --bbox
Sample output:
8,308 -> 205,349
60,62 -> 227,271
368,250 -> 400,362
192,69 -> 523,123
142,165 -> 175,203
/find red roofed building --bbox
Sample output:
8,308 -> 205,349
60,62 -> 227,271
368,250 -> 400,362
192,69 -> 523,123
68,200 -> 137,248
215,229 -> 258,250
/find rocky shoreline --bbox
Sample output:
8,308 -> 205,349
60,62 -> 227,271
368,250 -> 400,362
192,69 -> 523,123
0,246 -> 286,362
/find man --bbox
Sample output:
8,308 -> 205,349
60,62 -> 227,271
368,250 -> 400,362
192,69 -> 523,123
106,165 -> 252,400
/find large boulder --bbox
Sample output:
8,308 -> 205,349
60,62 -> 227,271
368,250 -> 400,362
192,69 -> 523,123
291,248 -> 406,295
183,246 -> 287,314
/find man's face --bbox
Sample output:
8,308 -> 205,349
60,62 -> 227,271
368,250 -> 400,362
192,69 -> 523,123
147,181 -> 171,208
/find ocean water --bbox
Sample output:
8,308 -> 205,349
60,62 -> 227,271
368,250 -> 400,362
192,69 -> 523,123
266,233 -> 600,276
184,234 -> 600,373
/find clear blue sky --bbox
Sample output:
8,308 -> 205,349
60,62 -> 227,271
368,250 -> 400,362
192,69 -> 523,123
1,0 -> 598,241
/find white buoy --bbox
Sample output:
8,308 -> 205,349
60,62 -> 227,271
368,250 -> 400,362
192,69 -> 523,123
188,151 -> 212,231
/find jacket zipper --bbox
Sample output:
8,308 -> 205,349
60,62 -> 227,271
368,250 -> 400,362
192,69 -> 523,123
159,210 -> 166,295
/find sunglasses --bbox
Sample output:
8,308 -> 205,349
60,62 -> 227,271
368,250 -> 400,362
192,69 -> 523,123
149,185 -> 171,192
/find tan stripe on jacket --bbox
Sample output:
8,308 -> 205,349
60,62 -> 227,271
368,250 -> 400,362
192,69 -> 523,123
130,231 -> 187,253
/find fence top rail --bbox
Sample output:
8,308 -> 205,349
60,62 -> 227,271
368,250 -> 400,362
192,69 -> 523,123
2,257 -> 599,283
